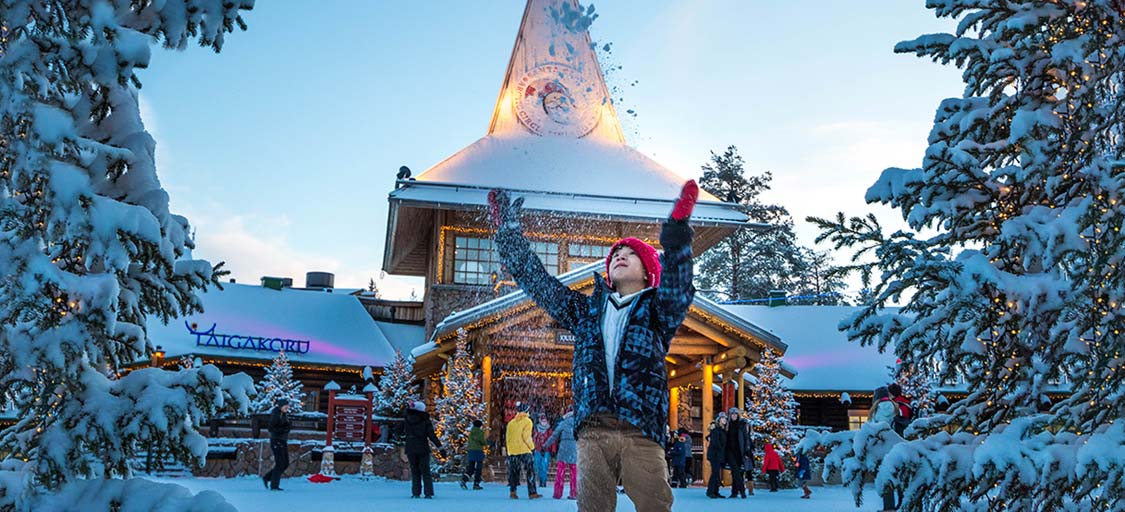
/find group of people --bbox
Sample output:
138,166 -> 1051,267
703,406 -> 797,499
502,403 -> 579,500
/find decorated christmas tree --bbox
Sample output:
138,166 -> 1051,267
892,361 -> 936,421
0,1 -> 253,509
374,349 -> 418,416
252,352 -> 306,414
434,328 -> 486,467
746,349 -> 800,479
807,2 -> 1125,509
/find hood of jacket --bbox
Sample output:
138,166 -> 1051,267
404,408 -> 429,426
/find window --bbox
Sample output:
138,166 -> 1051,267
452,236 -> 559,284
530,241 -> 559,275
568,243 -> 611,270
453,236 -> 501,285
848,410 -> 869,431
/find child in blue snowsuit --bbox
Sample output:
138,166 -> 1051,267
489,181 -> 698,512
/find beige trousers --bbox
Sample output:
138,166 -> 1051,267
577,415 -> 673,512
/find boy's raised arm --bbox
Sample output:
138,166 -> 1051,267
489,189 -> 587,331
655,181 -> 698,337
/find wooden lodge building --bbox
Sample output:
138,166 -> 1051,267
382,0 -> 794,480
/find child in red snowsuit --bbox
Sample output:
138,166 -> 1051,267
761,442 -> 785,492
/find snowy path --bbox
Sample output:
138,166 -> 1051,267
154,476 -> 881,511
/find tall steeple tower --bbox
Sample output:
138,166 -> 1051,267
383,0 -> 752,279
487,0 -> 625,143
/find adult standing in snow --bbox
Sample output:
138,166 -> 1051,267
546,407 -> 579,499
761,442 -> 785,492
460,419 -> 487,490
740,412 -> 755,496
705,412 -> 729,499
532,413 -> 555,487
490,181 -> 698,512
869,386 -> 899,511
262,398 -> 291,491
725,407 -> 750,498
506,402 -> 541,499
404,400 -> 446,499
669,428 -> 692,488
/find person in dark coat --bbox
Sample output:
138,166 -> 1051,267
403,400 -> 446,499
705,412 -> 729,499
461,419 -> 487,490
262,398 -> 291,491
725,407 -> 749,498
490,182 -> 699,512
669,428 -> 692,488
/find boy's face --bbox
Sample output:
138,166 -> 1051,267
608,246 -> 646,289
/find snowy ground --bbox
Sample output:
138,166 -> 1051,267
153,475 -> 883,511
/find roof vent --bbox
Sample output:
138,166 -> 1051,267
261,276 -> 293,290
306,271 -> 335,290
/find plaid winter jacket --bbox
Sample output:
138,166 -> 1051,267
495,217 -> 695,447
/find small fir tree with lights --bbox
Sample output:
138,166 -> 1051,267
251,352 -> 306,414
434,328 -> 486,469
374,350 -> 418,417
892,361 -> 936,421
746,349 -> 800,484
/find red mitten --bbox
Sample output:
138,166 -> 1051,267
671,180 -> 698,221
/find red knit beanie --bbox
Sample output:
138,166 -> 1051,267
605,238 -> 661,289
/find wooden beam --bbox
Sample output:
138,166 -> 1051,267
713,357 -> 748,377
681,317 -> 735,348
668,345 -> 721,356
736,369 -> 745,410
482,355 -> 492,425
701,356 -> 714,484
667,370 -> 703,390
668,387 -> 679,431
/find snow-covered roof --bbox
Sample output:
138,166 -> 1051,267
393,136 -> 749,227
374,321 -> 426,356
718,305 -> 900,393
144,283 -> 421,368
416,261 -> 787,358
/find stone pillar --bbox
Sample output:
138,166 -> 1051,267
701,356 -> 714,484
320,446 -> 336,477
360,446 -> 374,478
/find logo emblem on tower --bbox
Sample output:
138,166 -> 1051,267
512,64 -> 603,137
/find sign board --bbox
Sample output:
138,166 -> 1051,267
554,330 -> 577,345
186,322 -> 311,354
326,390 -> 373,448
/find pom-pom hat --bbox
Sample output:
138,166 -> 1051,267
605,238 -> 661,289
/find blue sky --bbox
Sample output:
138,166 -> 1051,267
138,1 -> 963,299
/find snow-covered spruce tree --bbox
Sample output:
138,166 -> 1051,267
434,328 -> 485,468
892,361 -> 936,420
695,146 -> 846,304
374,349 -> 418,417
807,2 -> 1125,510
0,1 -> 253,509
746,349 -> 800,483
251,351 -> 305,414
